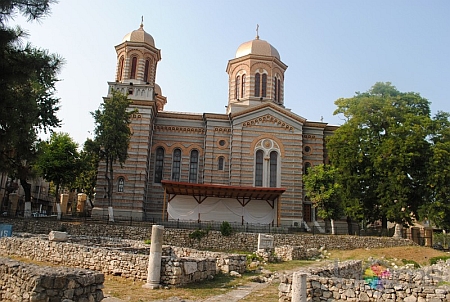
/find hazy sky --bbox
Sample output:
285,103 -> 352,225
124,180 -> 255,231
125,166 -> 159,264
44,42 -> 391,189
11,0 -> 450,145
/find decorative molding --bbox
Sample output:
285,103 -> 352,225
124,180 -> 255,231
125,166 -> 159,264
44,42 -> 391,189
243,114 -> 294,131
155,125 -> 205,134
213,127 -> 231,133
302,134 -> 316,139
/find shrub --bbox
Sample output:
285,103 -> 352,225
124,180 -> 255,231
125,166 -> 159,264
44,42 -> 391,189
144,239 -> 151,244
401,259 -> 420,268
220,221 -> 233,236
189,229 -> 207,241
429,255 -> 450,265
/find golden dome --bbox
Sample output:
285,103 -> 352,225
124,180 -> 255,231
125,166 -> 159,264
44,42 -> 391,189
122,23 -> 155,47
235,37 -> 280,60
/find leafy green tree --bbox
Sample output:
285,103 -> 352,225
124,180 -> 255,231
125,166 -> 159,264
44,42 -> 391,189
91,90 -> 135,217
327,82 -> 433,234
74,138 -> 100,208
420,111 -> 450,231
0,0 -> 63,206
35,132 -> 80,202
303,164 -> 343,234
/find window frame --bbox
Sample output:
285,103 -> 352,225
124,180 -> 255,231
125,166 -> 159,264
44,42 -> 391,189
154,147 -> 165,183
130,56 -> 138,79
172,148 -> 181,181
255,150 -> 264,186
218,156 -> 224,171
189,150 -> 199,183
254,73 -> 260,97
118,56 -> 124,82
144,59 -> 150,83
118,177 -> 125,192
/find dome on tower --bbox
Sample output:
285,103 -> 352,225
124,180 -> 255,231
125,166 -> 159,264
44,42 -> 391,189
122,23 -> 155,47
154,83 -> 162,96
235,37 -> 280,60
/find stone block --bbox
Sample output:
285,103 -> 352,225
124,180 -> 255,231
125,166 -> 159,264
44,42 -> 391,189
49,231 -> 68,242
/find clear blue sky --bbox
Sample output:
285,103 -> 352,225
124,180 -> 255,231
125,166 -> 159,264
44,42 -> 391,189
11,0 -> 450,145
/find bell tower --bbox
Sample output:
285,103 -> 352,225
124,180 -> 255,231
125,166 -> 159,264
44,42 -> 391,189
107,19 -> 166,111
226,27 -> 288,114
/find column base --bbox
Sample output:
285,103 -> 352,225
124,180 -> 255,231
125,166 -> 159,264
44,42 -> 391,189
142,282 -> 161,290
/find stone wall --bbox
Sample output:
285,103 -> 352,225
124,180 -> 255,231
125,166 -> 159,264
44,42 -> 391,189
169,246 -> 247,274
274,245 -> 321,261
0,257 -> 104,302
278,260 -> 450,302
0,235 -> 247,287
1,218 -> 416,252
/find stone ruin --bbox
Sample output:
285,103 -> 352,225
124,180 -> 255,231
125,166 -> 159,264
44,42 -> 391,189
278,260 -> 450,302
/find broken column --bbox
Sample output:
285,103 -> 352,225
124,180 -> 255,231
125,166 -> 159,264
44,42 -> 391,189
292,271 -> 307,302
143,224 -> 164,289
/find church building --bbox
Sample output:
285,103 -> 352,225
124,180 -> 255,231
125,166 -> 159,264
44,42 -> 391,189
92,22 -> 337,228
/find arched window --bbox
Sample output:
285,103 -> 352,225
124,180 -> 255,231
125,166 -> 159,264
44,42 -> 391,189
154,147 -> 164,183
118,177 -> 124,192
254,73 -> 260,97
144,59 -> 150,83
189,150 -> 199,183
235,75 -> 240,99
277,78 -> 281,103
274,77 -> 278,102
304,162 -> 311,175
172,149 -> 181,181
117,56 -> 124,82
218,156 -> 224,171
261,74 -> 267,97
130,56 -> 137,79
255,150 -> 263,186
269,151 -> 278,187
241,74 -> 246,98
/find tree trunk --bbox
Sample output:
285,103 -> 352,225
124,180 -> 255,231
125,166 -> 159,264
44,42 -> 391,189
347,216 -> 353,235
393,223 -> 403,239
107,156 -> 114,222
381,216 -> 388,236
331,219 -> 336,235
19,177 -> 31,217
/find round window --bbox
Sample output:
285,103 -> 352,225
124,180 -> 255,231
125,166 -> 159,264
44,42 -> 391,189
219,140 -> 226,146
304,146 -> 311,153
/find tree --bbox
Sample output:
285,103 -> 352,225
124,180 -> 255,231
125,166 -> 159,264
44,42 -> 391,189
420,111 -> 450,231
35,132 -> 80,203
91,89 -> 135,220
327,82 -> 433,234
73,138 -> 100,208
303,164 -> 343,234
0,0 -> 63,211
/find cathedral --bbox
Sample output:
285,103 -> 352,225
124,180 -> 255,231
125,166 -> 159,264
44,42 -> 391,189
92,21 -> 337,228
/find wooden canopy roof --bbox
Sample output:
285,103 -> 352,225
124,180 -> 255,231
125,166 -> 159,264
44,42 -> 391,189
161,180 -> 286,202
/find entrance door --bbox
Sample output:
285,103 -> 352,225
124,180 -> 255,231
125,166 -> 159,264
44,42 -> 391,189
303,204 -> 312,222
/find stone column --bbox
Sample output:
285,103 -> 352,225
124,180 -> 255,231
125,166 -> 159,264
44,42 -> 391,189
143,225 -> 164,289
292,272 -> 307,302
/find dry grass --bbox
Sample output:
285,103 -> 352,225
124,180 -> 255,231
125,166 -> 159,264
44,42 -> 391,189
327,245 -> 448,266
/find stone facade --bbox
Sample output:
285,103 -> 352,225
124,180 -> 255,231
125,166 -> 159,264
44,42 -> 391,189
92,22 -> 337,228
0,257 -> 104,302
278,260 -> 450,302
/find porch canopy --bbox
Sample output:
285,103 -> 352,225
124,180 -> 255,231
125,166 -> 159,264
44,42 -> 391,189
161,180 -> 286,225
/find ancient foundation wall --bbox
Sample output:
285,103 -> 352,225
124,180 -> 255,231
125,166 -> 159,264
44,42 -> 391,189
278,260 -> 450,302
0,236 -> 246,287
1,218 -> 416,252
0,257 -> 104,302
